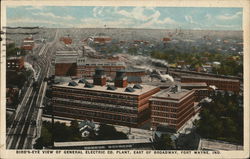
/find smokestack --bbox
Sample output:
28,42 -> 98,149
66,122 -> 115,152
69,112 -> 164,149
177,85 -> 181,92
115,70 -> 128,88
166,66 -> 169,74
93,67 -> 106,86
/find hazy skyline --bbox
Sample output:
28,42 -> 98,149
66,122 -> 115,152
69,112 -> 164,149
7,6 -> 242,30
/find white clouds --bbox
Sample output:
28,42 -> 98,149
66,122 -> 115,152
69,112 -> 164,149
217,11 -> 242,20
185,15 -> 194,24
7,17 -> 73,27
93,7 -> 104,17
116,7 -> 162,22
79,18 -> 133,28
33,12 -> 75,20
117,7 -> 150,21
205,13 -> 212,20
90,7 -> 177,29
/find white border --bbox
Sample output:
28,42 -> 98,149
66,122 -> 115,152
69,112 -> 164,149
0,0 -> 249,159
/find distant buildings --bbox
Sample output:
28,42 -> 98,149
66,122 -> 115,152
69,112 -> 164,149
181,76 -> 240,94
6,56 -> 24,71
150,85 -> 198,132
60,36 -> 72,45
21,36 -> 34,51
162,37 -> 171,43
52,69 -> 160,127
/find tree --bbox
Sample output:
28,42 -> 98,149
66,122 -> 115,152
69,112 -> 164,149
33,126 -> 52,149
155,134 -> 175,150
196,92 -> 243,144
70,120 -> 82,141
96,124 -> 128,140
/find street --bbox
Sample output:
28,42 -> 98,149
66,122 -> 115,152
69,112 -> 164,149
6,29 -> 59,149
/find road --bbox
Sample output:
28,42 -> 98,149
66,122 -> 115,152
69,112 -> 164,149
6,29 -> 59,149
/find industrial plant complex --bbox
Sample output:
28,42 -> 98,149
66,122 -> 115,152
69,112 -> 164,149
5,26 -> 243,151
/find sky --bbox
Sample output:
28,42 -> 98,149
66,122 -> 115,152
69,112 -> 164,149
6,6 -> 243,30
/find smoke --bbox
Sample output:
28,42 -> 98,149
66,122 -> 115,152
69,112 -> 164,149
160,74 -> 174,82
130,55 -> 168,67
133,65 -> 153,73
118,54 -> 174,82
24,62 -> 36,77
134,64 -> 174,82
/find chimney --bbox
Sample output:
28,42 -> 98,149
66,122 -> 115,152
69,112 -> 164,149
166,66 -> 169,74
177,85 -> 181,92
115,70 -> 128,88
93,67 -> 106,86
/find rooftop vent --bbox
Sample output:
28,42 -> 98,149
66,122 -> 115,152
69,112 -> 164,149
133,84 -> 143,89
84,82 -> 94,88
107,85 -> 117,90
170,85 -> 181,93
125,87 -> 135,92
68,81 -> 78,86
78,78 -> 87,84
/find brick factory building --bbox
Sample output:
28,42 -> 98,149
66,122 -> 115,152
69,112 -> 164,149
6,56 -> 24,71
60,36 -> 72,45
150,85 -> 199,132
180,82 -> 210,102
181,76 -> 240,94
76,57 -> 125,78
54,51 -> 79,76
52,69 -> 160,127
21,36 -> 34,51
93,36 -> 112,44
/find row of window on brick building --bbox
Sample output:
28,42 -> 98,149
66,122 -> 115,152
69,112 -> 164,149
53,88 -> 138,100
53,93 -> 137,107
53,100 -> 138,114
54,106 -> 138,123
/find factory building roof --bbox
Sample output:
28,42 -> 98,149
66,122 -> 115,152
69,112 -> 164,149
56,50 -> 78,55
53,79 -> 158,96
127,76 -> 142,83
77,57 -> 125,66
181,75 -> 240,82
55,57 -> 77,63
151,86 -> 194,103
7,56 -> 23,60
54,76 -> 72,84
180,82 -> 208,88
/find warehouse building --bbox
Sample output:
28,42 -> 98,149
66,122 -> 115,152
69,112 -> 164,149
181,76 -> 240,94
54,50 -> 80,76
60,36 -> 72,45
52,68 -> 160,127
76,57 -> 126,78
21,36 -> 34,51
150,85 -> 198,132
6,56 -> 24,71
180,82 -> 210,102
